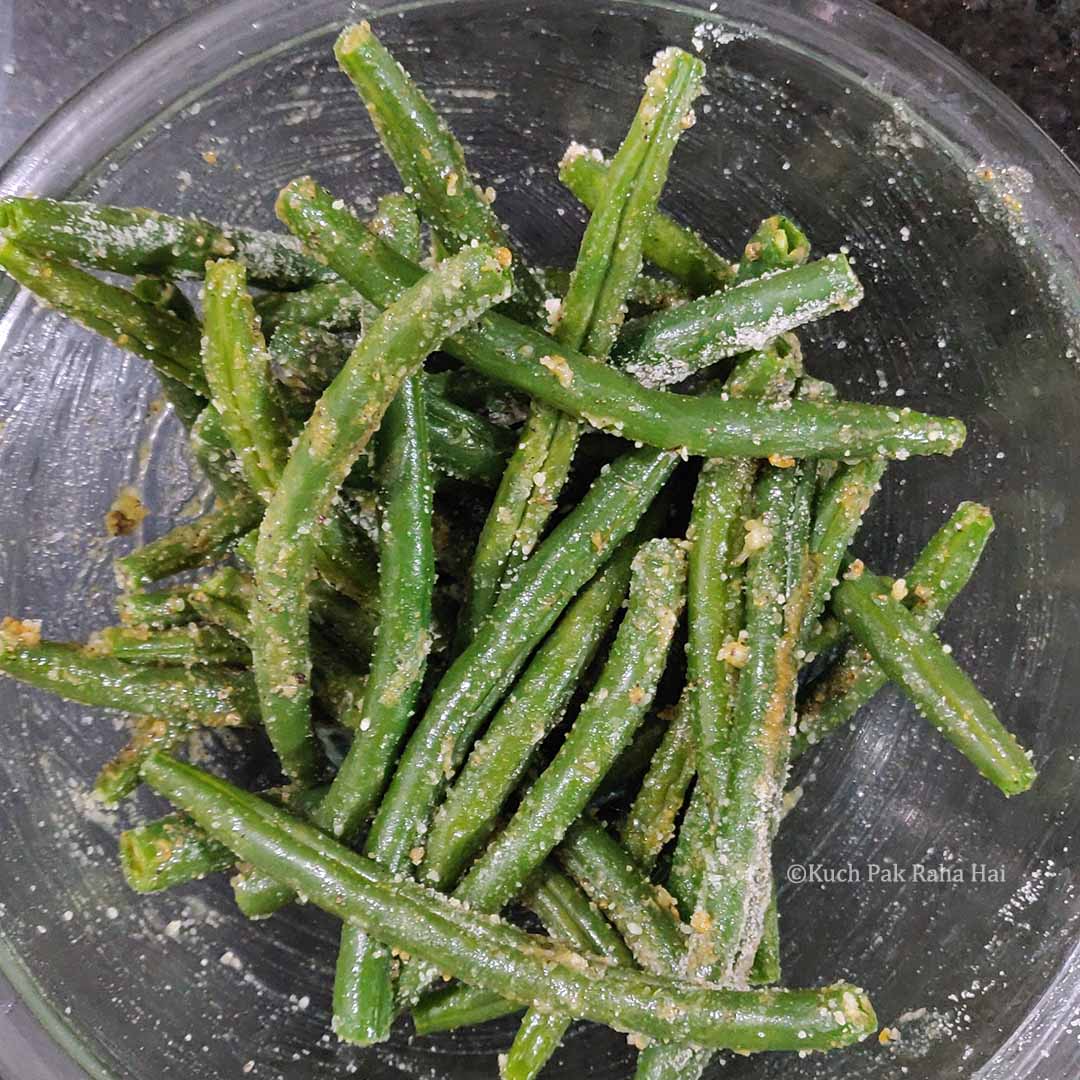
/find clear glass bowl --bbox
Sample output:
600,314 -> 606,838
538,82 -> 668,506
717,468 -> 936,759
1,1 -> 1079,1077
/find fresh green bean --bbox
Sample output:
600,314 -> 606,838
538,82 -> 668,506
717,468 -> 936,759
0,195 -> 333,288
557,148 -> 735,293
114,497 -> 262,590
734,216 -> 810,283
423,541 -> 639,891
615,254 -> 863,388
333,22 -> 547,319
832,568 -> 1035,795
86,623 -> 249,667
460,47 -> 703,637
252,244 -> 511,781
276,177 -> 965,461
143,753 -> 877,1051
796,502 -> 995,753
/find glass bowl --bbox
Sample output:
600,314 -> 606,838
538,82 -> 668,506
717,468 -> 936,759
2,1 -> 1079,1077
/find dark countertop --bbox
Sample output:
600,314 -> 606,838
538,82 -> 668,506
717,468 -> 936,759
0,0 -> 1077,170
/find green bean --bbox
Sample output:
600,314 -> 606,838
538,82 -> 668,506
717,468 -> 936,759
503,863 -> 635,1080
832,568 -> 1034,795
114,497 -> 262,590
615,254 -> 863,388
798,458 -> 888,648
267,324 -> 512,487
423,541 -> 639,891
621,698 -> 695,871
422,384 -> 514,486
461,47 -> 703,638
688,463 -> 811,983
202,259 -> 293,501
0,241 -> 207,397
95,715 -> 198,805
558,818 -> 685,973
189,405 -> 248,500
0,627 -> 258,724
143,752 -> 877,1051
251,244 -> 512,781
131,275 -> 198,322
333,22 -> 547,320
436,531 -> 685,918
329,195 -> 434,1046
557,149 -> 735,293
268,321 -> 351,404
0,195 -> 333,289
116,586 -> 198,629
120,813 -> 234,892
276,177 -> 965,461
734,216 -> 810,283
686,343 -> 801,884
398,540 -> 687,1010
255,281 -> 374,336
593,710 -> 670,809
364,445 -> 677,902
411,982 -> 521,1037
749,889 -> 782,986
536,266 -> 693,312
85,623 -> 249,667
795,502 -> 995,753
119,783 -> 330,893
204,262 -> 382,613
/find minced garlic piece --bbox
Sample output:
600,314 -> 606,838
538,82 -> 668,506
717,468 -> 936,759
843,559 -> 865,581
1,616 -> 42,648
890,577 -> 909,602
733,517 -> 772,566
718,638 -> 749,668
105,487 -> 148,537
768,453 -> 796,468
539,353 -> 574,388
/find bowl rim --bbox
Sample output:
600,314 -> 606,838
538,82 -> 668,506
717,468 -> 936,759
1,1 -> 1078,1077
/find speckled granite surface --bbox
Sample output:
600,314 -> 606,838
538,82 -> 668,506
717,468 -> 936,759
0,0 -> 1076,170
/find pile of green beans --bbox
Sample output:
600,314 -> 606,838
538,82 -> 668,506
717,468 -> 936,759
0,18 -> 1037,1079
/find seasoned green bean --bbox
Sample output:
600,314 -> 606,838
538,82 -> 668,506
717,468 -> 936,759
615,254 -> 863,388
333,22 -> 547,319
796,502 -> 995,753
143,753 -> 877,1052
460,47 -> 702,638
251,244 -> 511,780
832,568 -> 1035,795
86,623 -> 249,667
397,540 -> 686,1009
423,539 -> 639,891
557,148 -> 735,293
0,195 -> 333,288
276,177 -> 965,461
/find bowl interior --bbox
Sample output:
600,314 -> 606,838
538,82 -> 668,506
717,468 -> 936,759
1,1 -> 1079,1078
